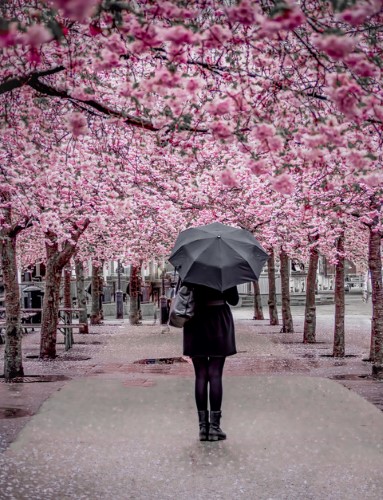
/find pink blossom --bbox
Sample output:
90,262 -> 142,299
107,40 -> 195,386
95,49 -> 120,70
267,136 -> 284,152
67,112 -> 88,138
105,34 -> 127,55
203,24 -> 232,48
161,26 -> 196,45
0,22 -> 20,47
248,159 -> 269,176
353,60 -> 378,78
52,0 -> 98,21
254,123 -> 276,140
70,87 -> 93,100
211,122 -> 233,140
337,4 -> 375,26
23,24 -> 52,47
207,99 -> 233,116
220,169 -> 237,187
363,174 -> 383,187
271,173 -> 295,195
272,6 -> 306,30
314,35 -> 355,60
226,0 -> 257,26
185,78 -> 202,94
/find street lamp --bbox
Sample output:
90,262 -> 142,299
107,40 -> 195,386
116,260 -> 124,319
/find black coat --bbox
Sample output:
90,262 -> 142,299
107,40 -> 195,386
183,285 -> 239,357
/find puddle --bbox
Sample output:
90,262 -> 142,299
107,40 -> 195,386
134,357 -> 188,365
0,407 -> 34,419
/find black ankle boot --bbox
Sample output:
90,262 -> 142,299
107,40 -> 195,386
208,411 -> 226,441
198,410 -> 209,441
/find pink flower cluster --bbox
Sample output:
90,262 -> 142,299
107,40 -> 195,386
272,4 -> 306,30
248,159 -> 269,176
211,121 -> 233,141
67,112 -> 88,138
226,0 -> 257,26
326,74 -> 362,118
337,2 -> 379,26
271,173 -> 295,195
314,34 -> 355,60
220,169 -> 237,188
161,25 -> 197,45
207,99 -> 233,116
345,53 -> 380,79
203,25 -> 232,49
52,0 -> 98,22
23,24 -> 52,47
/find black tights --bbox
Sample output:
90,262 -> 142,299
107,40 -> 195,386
192,357 -> 226,411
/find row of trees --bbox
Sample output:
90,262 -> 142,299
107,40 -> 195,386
1,0 -> 383,380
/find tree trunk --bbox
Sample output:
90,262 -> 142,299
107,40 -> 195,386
75,259 -> 89,333
90,263 -> 103,325
333,233 -> 345,357
280,250 -> 294,333
39,224 -> 89,359
303,243 -> 319,343
40,241 -> 63,359
253,281 -> 264,320
369,228 -> 383,378
129,265 -> 140,325
267,249 -> 279,326
1,232 -> 24,379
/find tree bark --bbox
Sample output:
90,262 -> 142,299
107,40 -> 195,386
303,242 -> 319,343
40,240 -> 64,359
280,249 -> 294,333
90,263 -> 103,325
333,233 -> 345,357
267,249 -> 279,326
75,259 -> 89,333
129,265 -> 140,325
369,228 -> 383,377
40,223 -> 89,359
253,281 -> 264,320
1,231 -> 24,379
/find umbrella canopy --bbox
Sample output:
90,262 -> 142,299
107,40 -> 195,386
168,222 -> 268,291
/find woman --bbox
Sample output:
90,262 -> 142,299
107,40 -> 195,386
183,283 -> 239,441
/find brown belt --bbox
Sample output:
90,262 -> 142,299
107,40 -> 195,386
206,300 -> 226,306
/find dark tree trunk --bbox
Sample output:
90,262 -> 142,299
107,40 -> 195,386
40,240 -> 63,359
90,263 -> 103,325
267,249 -> 279,326
129,265 -> 140,325
333,233 -> 345,357
280,249 -> 294,333
303,242 -> 319,343
253,281 -> 264,320
369,228 -> 383,378
75,259 -> 89,333
40,223 -> 89,359
1,230 -> 24,379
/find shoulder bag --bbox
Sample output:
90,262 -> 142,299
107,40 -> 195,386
168,280 -> 195,328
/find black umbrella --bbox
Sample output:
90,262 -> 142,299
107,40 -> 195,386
168,222 -> 268,291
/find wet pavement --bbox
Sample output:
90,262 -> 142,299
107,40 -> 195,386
0,295 -> 383,499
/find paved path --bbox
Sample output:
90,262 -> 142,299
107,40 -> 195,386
1,297 -> 383,499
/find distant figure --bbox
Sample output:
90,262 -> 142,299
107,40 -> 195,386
183,284 -> 239,441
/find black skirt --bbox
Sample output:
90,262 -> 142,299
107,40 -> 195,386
183,285 -> 238,358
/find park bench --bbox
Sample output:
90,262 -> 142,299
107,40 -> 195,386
0,307 -> 87,350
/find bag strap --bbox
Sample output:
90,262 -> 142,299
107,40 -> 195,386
175,276 -> 182,294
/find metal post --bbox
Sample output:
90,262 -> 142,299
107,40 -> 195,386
160,271 -> 168,325
116,260 -> 124,319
